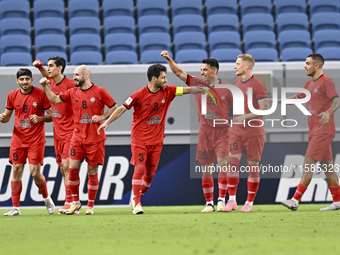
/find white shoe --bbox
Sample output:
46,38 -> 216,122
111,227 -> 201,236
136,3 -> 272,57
320,202 -> 340,211
217,200 -> 226,212
86,207 -> 94,215
43,196 -> 55,214
132,203 -> 144,215
201,203 -> 215,212
4,207 -> 21,216
65,201 -> 82,215
281,199 -> 299,211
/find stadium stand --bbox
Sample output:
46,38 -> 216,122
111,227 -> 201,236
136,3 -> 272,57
172,14 -> 205,34
137,0 -> 168,18
106,51 -> 138,65
0,52 -> 32,66
171,0 -> 203,17
34,18 -> 65,38
70,51 -> 102,65
138,15 -> 170,35
276,13 -> 309,35
242,13 -> 274,34
309,0 -> 340,16
280,47 -> 313,61
316,47 -> 340,61
105,33 -> 136,54
1,35 -> 31,54
240,0 -> 272,17
210,48 -> 243,63
243,31 -> 276,52
69,17 -> 101,36
313,30 -> 340,51
247,48 -> 278,62
0,0 -> 30,19
174,32 -> 206,53
205,0 -> 238,16
207,14 -> 239,34
103,16 -> 135,36
139,33 -> 171,53
0,18 -> 31,36
175,49 -> 208,63
68,0 -> 99,20
141,50 -> 172,64
102,0 -> 134,19
35,34 -> 67,56
274,0 -> 306,16
311,12 -> 340,34
33,0 -> 64,20
209,31 -> 241,52
278,30 -> 311,52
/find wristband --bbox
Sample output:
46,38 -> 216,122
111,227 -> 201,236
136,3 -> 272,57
35,60 -> 43,70
327,108 -> 334,114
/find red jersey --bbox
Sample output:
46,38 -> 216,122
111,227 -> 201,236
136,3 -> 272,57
60,84 -> 116,144
6,86 -> 51,146
231,76 -> 268,136
297,75 -> 338,137
123,85 -> 177,145
186,74 -> 233,128
49,76 -> 75,140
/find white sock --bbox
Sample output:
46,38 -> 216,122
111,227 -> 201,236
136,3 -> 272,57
292,198 -> 299,204
218,197 -> 225,202
206,201 -> 213,205
246,201 -> 253,206
229,195 -> 236,201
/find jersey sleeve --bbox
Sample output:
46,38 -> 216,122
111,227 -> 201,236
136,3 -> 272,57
167,85 -> 177,101
6,92 -> 14,110
297,83 -> 308,98
324,78 -> 339,101
254,79 -> 268,100
42,92 -> 51,110
101,87 -> 116,108
59,88 -> 72,102
123,90 -> 139,110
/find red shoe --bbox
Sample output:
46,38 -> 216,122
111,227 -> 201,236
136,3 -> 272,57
222,200 -> 238,212
58,202 -> 72,214
239,202 -> 252,212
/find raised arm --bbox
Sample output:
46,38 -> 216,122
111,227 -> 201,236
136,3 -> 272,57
39,77 -> 63,104
161,50 -> 187,83
97,105 -> 127,134
33,59 -> 49,78
0,109 -> 13,123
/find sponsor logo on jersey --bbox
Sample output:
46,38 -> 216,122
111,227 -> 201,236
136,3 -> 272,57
125,97 -> 133,106
52,107 -> 62,118
161,99 -> 166,104
18,118 -> 33,128
204,110 -> 219,120
147,115 -> 161,124
314,88 -> 318,93
32,102 -> 38,107
79,113 -> 93,123
90,97 -> 96,103
307,104 -> 315,114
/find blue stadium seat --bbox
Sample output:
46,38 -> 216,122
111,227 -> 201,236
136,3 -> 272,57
0,35 -> 31,54
311,12 -> 340,34
278,30 -> 311,52
280,47 -> 313,61
316,47 -> 340,61
138,15 -> 170,35
274,0 -> 306,15
209,31 -> 241,52
174,32 -> 206,53
242,14 -> 274,34
276,13 -> 309,35
35,35 -> 66,54
140,50 -> 173,64
313,30 -> 340,51
139,32 -> 171,52
205,0 -> 238,16
207,14 -> 239,34
69,17 -> 101,36
71,51 -> 103,65
34,18 -> 65,37
106,51 -> 138,65
36,52 -> 68,65
68,0 -> 99,20
210,48 -> 243,63
105,33 -> 136,54
175,49 -> 208,63
137,0 -> 168,18
1,52 -> 32,66
102,0 -> 134,19
70,34 -> 101,53
172,15 -> 204,34
243,31 -> 276,51
0,18 -> 31,36
309,0 -> 339,16
0,0 -> 30,19
240,0 -> 272,17
104,16 -> 135,36
247,48 -> 278,62
34,0 -> 64,20
171,0 -> 202,17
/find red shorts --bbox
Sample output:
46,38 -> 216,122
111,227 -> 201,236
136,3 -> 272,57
305,134 -> 334,162
130,143 -> 163,170
229,133 -> 265,161
9,142 -> 45,165
196,125 -> 229,165
54,138 -> 71,167
69,140 -> 105,167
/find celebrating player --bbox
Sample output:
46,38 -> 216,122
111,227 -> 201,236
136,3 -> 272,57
281,54 -> 340,211
39,65 -> 118,215
33,56 -> 75,214
1,68 -> 55,216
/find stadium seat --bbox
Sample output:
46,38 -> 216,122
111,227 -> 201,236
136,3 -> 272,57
247,48 -> 278,62
70,34 -> 101,53
0,18 -> 31,36
243,31 -> 276,51
316,47 -> 340,61
205,0 -> 238,16
0,0 -> 30,19
33,0 -> 64,20
278,30 -> 311,52
174,32 -> 206,53
105,33 -> 136,54
172,15 -> 204,34
280,47 -> 313,61
311,12 -> 340,34
36,52 -> 68,65
210,48 -> 243,63
69,17 -> 101,36
1,52 -> 32,66
70,51 -> 103,65
139,32 -> 171,53
242,13 -> 274,34
209,31 -> 241,52
309,0 -> 339,16
207,14 -> 239,34
240,0 -> 272,17
34,17 -> 65,37
137,0 -> 168,18
104,16 -> 135,36
276,13 -> 309,35
102,0 -> 134,19
274,0 -> 306,15
138,15 -> 170,35
106,51 -> 138,65
171,0 -> 202,17
68,0 -> 99,20
140,50 -> 173,64
35,34 -> 66,54
0,35 -> 31,54
175,49 -> 208,63
313,30 -> 340,51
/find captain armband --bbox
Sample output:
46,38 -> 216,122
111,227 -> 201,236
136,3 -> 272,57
175,87 -> 184,96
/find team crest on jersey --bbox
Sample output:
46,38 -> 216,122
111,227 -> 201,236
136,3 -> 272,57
18,118 -> 33,128
32,102 -> 37,107
161,99 -> 166,104
314,88 -> 318,93
221,95 -> 226,101
79,113 -> 93,123
147,115 -> 161,124
90,97 -> 96,103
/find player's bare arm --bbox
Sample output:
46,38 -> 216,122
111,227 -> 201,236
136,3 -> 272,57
33,59 -> 48,78
97,105 -> 127,134
92,104 -> 119,123
233,98 -> 269,124
319,96 -> 340,125
266,95 -> 298,104
160,50 -> 187,82
39,77 -> 63,104
30,108 -> 52,124
179,87 -> 205,95
0,109 -> 13,123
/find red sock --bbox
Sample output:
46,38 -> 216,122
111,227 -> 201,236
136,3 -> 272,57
247,164 -> 260,202
141,170 -> 156,195
329,186 -> 340,203
218,171 -> 228,199
68,167 -> 80,202
227,157 -> 240,196
65,184 -> 72,203
87,173 -> 99,208
35,179 -> 48,199
11,180 -> 22,207
202,173 -> 214,203
132,163 -> 145,205
293,183 -> 307,201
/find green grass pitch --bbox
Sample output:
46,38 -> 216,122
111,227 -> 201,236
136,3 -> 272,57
1,204 -> 340,255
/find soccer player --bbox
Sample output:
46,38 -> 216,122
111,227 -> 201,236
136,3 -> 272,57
281,54 -> 340,211
33,57 -> 75,214
39,65 -> 118,215
161,50 -> 232,212
97,64 -> 192,214
222,54 -> 269,213
0,68 -> 55,216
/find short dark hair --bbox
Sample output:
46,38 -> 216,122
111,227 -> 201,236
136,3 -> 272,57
16,68 -> 32,79
202,58 -> 219,72
48,56 -> 66,74
307,53 -> 324,65
147,64 -> 167,81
